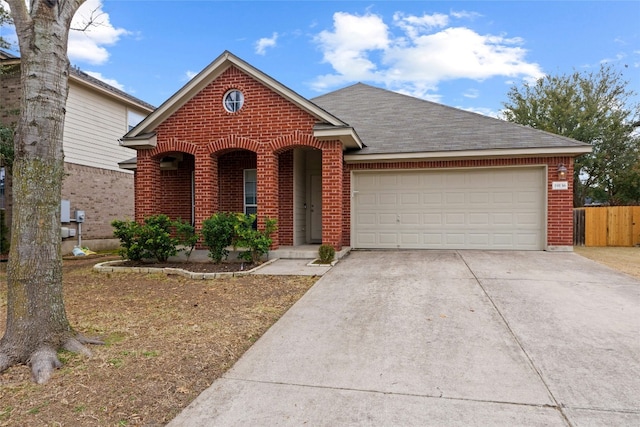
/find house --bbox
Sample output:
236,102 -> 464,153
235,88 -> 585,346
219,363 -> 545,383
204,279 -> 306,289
0,51 -> 154,253
121,51 -> 591,252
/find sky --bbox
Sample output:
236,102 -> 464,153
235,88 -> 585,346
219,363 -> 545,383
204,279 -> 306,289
1,0 -> 639,117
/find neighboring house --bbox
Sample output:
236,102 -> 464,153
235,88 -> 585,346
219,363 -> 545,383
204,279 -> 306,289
121,51 -> 591,252
0,51 -> 154,253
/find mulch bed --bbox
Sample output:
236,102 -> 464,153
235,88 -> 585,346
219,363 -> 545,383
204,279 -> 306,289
115,260 -> 260,273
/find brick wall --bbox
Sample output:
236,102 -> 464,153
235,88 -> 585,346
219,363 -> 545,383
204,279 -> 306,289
345,156 -> 575,248
158,154 -> 194,222
62,162 -> 134,239
0,64 -> 20,127
135,66 -> 340,249
218,150 -> 256,212
278,150 -> 294,246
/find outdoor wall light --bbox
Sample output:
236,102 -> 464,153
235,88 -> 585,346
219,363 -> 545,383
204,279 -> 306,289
557,163 -> 568,180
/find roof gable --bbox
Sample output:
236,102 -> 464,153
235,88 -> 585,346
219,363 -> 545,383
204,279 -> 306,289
123,51 -> 362,149
312,83 -> 591,159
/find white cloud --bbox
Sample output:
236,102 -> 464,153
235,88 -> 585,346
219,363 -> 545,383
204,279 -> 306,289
255,32 -> 278,55
84,71 -> 124,91
463,88 -> 479,99
312,11 -> 544,100
68,0 -> 129,65
185,70 -> 198,80
314,12 -> 390,86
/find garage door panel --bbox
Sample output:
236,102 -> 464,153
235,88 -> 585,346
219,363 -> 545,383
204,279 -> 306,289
357,213 -> 377,225
379,175 -> 399,187
446,192 -> 466,204
469,213 -> 490,225
357,193 -> 377,206
493,213 -> 514,225
379,213 -> 397,225
379,193 -> 397,205
379,233 -> 398,244
354,168 -> 545,250
423,192 -> 443,204
400,193 -> 420,204
400,213 -> 420,224
445,213 -> 466,225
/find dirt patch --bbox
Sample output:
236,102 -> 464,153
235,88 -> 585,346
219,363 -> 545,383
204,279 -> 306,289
0,255 -> 318,426
574,246 -> 640,279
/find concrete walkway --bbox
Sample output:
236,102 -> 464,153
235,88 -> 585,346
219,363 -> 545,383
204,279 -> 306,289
168,250 -> 640,426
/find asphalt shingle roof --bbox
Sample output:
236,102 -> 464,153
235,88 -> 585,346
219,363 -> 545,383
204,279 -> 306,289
311,83 -> 589,155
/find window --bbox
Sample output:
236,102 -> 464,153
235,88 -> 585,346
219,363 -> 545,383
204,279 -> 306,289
244,169 -> 257,215
223,89 -> 244,113
127,110 -> 145,131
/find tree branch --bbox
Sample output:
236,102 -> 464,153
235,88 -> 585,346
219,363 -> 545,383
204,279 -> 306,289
70,6 -> 102,32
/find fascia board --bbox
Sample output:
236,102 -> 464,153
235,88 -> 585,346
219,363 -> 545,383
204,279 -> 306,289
314,127 -> 364,149
344,146 -> 593,163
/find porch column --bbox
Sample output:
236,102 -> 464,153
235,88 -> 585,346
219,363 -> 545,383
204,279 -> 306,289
257,148 -> 279,248
322,141 -> 343,250
134,150 -> 161,222
194,153 -> 217,233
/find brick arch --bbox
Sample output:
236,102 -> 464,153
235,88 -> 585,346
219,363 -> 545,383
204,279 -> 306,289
149,137 -> 198,158
206,135 -> 260,155
270,130 -> 323,154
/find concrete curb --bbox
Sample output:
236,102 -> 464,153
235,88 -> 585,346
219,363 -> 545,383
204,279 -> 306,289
92,258 -> 279,279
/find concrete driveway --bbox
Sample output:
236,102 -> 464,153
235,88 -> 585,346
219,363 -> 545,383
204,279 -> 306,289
169,251 -> 640,426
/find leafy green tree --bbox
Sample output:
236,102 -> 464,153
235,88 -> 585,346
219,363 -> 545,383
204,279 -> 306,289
503,65 -> 640,206
0,0 -> 92,384
0,3 -> 12,49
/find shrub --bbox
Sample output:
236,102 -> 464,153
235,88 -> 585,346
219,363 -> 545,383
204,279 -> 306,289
318,244 -> 335,264
234,215 -> 277,263
174,219 -> 199,260
201,212 -> 237,263
202,213 -> 277,264
112,215 -> 195,263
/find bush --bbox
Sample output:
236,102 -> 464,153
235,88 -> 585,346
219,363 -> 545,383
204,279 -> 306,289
174,219 -> 199,260
318,244 -> 335,264
202,213 -> 277,264
112,215 -> 195,263
234,215 -> 277,263
201,212 -> 237,263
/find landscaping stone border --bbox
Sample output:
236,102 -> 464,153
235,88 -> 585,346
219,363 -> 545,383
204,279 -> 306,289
93,258 -> 279,280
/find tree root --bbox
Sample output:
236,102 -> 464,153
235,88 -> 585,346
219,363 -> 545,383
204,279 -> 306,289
76,333 -> 105,346
29,347 -> 62,384
1,333 -> 105,383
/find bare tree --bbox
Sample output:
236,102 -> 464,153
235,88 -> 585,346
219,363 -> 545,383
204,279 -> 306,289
0,0 -> 102,384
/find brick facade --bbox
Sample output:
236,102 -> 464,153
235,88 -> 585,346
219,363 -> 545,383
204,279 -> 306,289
134,66 -> 345,249
132,63 -> 577,251
62,162 -> 134,239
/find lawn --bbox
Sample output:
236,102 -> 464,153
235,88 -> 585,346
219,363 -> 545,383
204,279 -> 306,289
574,246 -> 640,279
0,256 -> 317,426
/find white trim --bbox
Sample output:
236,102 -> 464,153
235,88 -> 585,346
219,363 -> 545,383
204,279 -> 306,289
313,126 -> 363,149
119,133 -> 157,149
344,146 -> 592,163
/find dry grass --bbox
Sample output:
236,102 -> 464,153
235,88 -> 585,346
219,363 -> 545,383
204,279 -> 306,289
0,256 -> 318,426
574,246 -> 640,279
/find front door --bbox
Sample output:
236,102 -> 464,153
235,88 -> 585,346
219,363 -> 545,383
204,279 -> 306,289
310,174 -> 322,243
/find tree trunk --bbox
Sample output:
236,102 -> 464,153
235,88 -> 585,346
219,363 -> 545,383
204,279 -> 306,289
0,0 -> 92,384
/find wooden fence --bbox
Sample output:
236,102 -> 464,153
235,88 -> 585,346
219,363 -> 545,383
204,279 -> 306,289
573,206 -> 640,247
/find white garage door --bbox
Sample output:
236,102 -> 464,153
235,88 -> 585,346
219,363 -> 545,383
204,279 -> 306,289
353,168 -> 545,250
